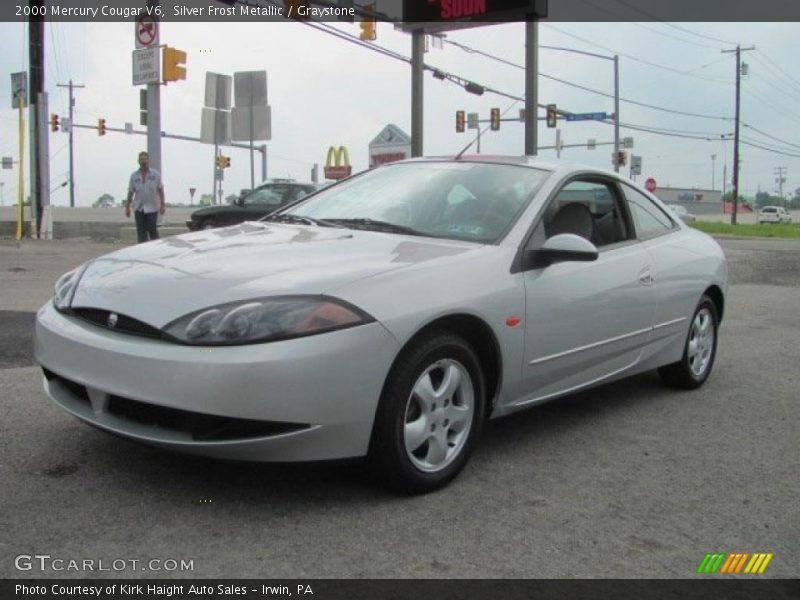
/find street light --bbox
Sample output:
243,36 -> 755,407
711,154 -> 717,190
540,45 -> 619,171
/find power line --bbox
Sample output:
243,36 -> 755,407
442,38 -> 733,121
543,24 -> 734,84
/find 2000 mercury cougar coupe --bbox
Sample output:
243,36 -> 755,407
36,157 -> 727,492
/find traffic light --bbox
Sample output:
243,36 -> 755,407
456,110 -> 465,133
613,150 -> 627,167
546,104 -> 557,128
50,114 -> 60,132
97,118 -> 106,136
216,155 -> 231,169
162,46 -> 187,83
490,107 -> 500,131
360,4 -> 376,41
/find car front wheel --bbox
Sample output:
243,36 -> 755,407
201,219 -> 217,230
659,295 -> 718,389
368,331 -> 485,494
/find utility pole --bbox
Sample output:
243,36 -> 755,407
56,80 -> 85,208
613,54 -> 620,172
29,5 -> 47,237
147,0 -> 162,173
524,21 -> 538,156
410,30 -> 424,157
774,167 -> 787,205
711,154 -> 717,190
722,45 -> 754,225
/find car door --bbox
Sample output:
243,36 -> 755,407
621,183 -> 698,351
517,177 -> 656,406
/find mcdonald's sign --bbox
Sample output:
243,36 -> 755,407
324,146 -> 352,180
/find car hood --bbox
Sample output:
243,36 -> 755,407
71,221 -> 479,327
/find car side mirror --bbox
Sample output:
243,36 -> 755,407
526,234 -> 599,269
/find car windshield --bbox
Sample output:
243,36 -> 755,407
282,162 -> 548,243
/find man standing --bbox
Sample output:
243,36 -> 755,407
125,151 -> 166,243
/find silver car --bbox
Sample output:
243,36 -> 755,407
35,157 -> 727,493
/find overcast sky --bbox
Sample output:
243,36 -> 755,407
0,20 -> 799,206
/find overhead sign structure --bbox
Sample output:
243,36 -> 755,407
325,146 -> 352,180
132,48 -> 160,86
10,72 -> 27,108
565,112 -> 607,122
645,177 -> 657,193
369,124 -> 411,168
467,112 -> 479,130
135,14 -> 159,49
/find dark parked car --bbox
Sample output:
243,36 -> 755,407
186,180 -> 319,231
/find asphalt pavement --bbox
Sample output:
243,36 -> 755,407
0,236 -> 797,579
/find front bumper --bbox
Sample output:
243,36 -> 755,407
185,220 -> 199,231
35,302 -> 400,462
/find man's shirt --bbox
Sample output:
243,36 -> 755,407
128,168 -> 163,213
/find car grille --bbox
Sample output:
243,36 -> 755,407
70,308 -> 163,340
43,368 -> 309,442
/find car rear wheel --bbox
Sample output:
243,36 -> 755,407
659,295 -> 718,389
368,331 -> 485,494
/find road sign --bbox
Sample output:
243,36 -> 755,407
630,155 -> 642,176
622,136 -> 634,149
2,157 -> 13,169
132,48 -> 160,85
467,112 -> 479,130
11,72 -> 27,108
587,138 -> 596,150
189,187 -> 196,198
135,15 -> 159,49
565,112 -> 607,122
124,122 -> 133,134
61,117 -> 71,133
645,177 -> 657,193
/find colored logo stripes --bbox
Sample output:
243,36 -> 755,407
697,552 -> 773,574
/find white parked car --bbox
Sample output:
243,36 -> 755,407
36,157 -> 728,493
758,206 -> 792,224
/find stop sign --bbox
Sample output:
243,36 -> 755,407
645,177 -> 657,193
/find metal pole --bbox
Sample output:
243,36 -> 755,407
213,143 -> 218,204
29,13 -> 45,237
613,55 -> 620,173
249,104 -> 255,191
711,154 -> 716,190
477,128 -> 481,154
732,46 -> 741,226
411,30 -> 424,157
147,0 -> 162,176
67,82 -> 75,207
56,80 -> 86,207
524,20 -> 538,155
556,128 -> 561,159
261,144 -> 267,181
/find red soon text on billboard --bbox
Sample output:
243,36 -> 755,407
440,0 -> 486,19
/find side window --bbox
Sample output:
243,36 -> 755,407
622,185 -> 676,239
541,179 -> 631,248
246,186 -> 286,206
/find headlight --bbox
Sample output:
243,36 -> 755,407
53,265 -> 86,311
162,296 -> 374,346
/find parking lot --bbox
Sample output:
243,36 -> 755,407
0,236 -> 797,578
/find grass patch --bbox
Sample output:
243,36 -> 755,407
691,221 -> 800,240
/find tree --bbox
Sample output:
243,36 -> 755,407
198,194 -> 214,206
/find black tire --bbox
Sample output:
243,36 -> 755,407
658,295 -> 719,390
368,330 -> 486,494
201,219 -> 217,230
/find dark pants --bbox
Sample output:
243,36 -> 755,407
134,210 -> 159,243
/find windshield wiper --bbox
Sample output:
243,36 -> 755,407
323,218 -> 423,236
262,213 -> 339,227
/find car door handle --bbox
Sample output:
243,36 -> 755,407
638,268 -> 654,286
